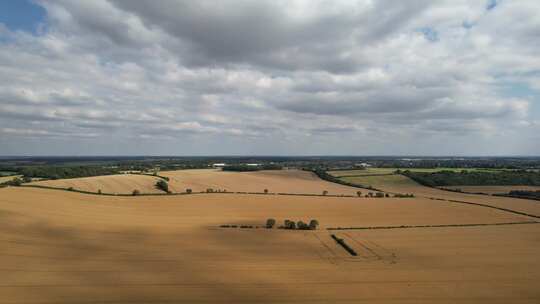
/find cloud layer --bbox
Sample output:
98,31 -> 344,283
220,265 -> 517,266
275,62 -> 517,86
0,0 -> 539,155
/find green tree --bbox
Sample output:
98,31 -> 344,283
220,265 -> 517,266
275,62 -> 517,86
266,218 -> 276,229
156,180 -> 169,193
309,219 -> 319,230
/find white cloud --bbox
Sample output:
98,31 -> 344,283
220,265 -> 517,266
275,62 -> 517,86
0,0 -> 538,155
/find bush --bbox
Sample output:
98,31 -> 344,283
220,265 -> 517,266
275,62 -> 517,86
206,188 -> 213,193
356,191 -> 362,197
132,189 -> 140,196
98,189 -> 102,194
186,188 -> 192,194
67,187 -> 74,191
322,190 -> 328,196
10,177 -> 23,186
264,188 -> 269,194
309,219 -> 319,230
155,180 -> 169,192
266,218 -> 276,229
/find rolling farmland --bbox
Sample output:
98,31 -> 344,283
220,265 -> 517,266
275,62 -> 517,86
161,169 -> 362,195
28,174 -> 166,194
0,186 -> 539,303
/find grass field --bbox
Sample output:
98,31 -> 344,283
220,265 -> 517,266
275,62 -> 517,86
0,175 -> 21,183
0,186 -> 538,303
28,174 -> 165,194
161,169 -> 362,195
339,174 -> 417,190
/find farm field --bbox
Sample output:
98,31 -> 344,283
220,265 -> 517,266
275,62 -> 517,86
443,185 -> 540,195
28,174 -> 165,194
161,169 -> 362,195
0,186 -> 538,303
337,174 -> 540,217
0,175 -> 21,183
339,174 -> 417,190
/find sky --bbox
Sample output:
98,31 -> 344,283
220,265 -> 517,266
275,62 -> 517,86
0,0 -> 539,156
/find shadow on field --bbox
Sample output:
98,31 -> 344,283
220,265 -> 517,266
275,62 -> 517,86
0,213 -> 312,303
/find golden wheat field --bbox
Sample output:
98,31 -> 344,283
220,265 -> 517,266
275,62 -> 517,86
161,169 -> 362,195
28,174 -> 166,194
338,174 -> 540,217
0,185 -> 539,303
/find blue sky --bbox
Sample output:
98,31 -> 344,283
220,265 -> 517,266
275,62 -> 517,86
0,1 -> 538,156
0,0 -> 45,33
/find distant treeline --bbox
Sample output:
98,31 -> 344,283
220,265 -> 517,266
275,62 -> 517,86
222,164 -> 282,172
18,166 -> 119,179
402,170 -> 540,187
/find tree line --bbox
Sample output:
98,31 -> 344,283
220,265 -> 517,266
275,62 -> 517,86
402,170 -> 540,187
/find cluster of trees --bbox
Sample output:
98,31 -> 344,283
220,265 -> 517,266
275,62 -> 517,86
19,166 -> 119,180
265,218 -> 319,230
222,164 -> 283,172
155,180 -> 169,193
402,170 -> 540,187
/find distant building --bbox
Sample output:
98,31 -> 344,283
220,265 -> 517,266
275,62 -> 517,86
212,163 -> 226,168
246,163 -> 260,167
355,163 -> 372,168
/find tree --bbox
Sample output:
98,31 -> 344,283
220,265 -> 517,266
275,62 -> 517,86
322,190 -> 328,196
206,188 -> 213,193
98,189 -> 102,194
297,221 -> 309,230
309,219 -> 319,230
264,188 -> 269,194
156,180 -> 169,193
186,188 -> 192,194
132,189 -> 140,196
356,191 -> 362,197
10,177 -> 23,186
284,219 -> 296,229
266,218 -> 276,229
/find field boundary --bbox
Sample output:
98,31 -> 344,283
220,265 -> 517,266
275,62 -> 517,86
327,221 -> 539,230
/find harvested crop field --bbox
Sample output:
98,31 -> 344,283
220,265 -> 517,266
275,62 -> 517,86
337,174 -> 540,217
0,186 -> 539,303
161,169 -> 362,195
28,174 -> 165,194
443,185 -> 540,195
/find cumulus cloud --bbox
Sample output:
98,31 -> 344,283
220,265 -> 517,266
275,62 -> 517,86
0,0 -> 538,155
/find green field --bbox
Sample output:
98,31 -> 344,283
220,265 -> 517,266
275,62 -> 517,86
340,174 -> 418,190
0,171 -> 17,176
